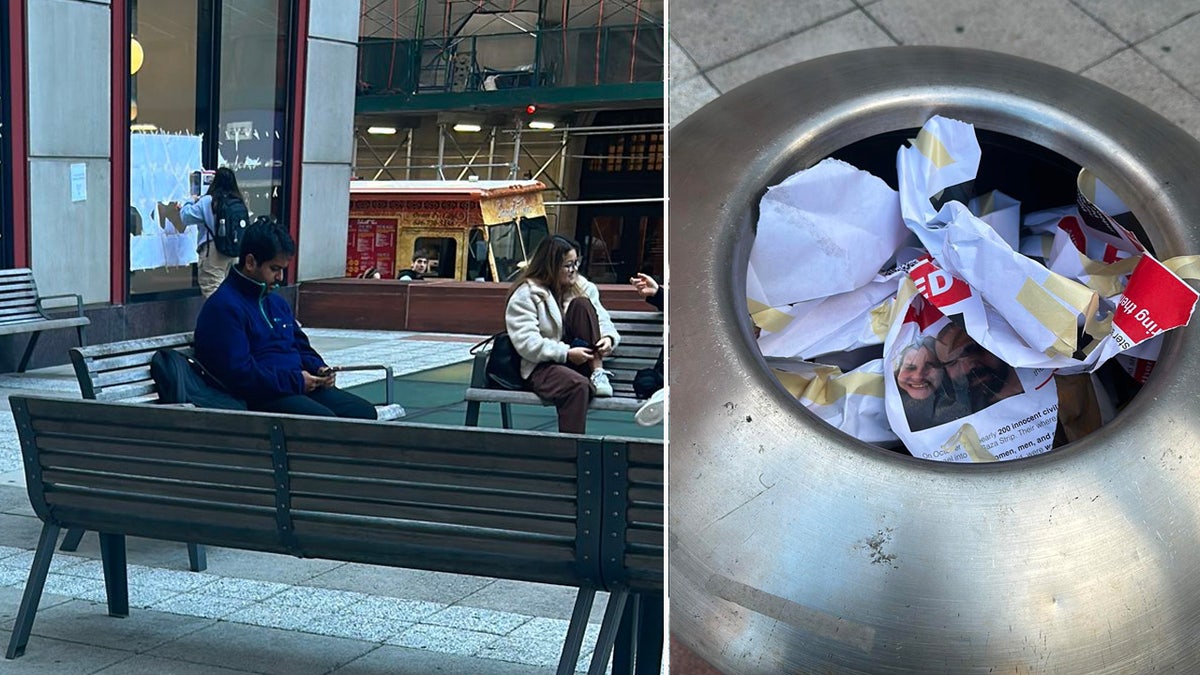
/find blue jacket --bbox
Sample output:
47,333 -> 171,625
194,267 -> 326,401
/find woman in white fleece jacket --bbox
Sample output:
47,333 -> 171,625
505,235 -> 620,433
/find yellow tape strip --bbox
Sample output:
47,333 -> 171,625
1043,271 -> 1095,315
1164,255 -> 1200,281
914,128 -> 954,169
941,423 -> 997,463
773,369 -> 884,405
1016,278 -> 1078,356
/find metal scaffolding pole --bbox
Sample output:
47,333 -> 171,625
509,121 -> 522,179
436,124 -> 447,179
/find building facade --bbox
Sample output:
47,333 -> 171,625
0,0 -> 357,368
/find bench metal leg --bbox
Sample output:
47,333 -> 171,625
60,527 -> 86,552
587,589 -> 629,675
556,588 -> 596,675
98,533 -> 128,617
500,402 -> 513,429
187,543 -> 207,572
6,522 -> 60,659
612,593 -> 641,674
465,400 -> 481,427
16,332 -> 41,373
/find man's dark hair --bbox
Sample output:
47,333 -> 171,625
238,216 -> 294,267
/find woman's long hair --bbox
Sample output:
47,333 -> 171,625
206,167 -> 243,215
507,235 -> 579,303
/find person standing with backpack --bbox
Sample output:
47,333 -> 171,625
181,167 -> 251,297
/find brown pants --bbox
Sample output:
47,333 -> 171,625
526,297 -> 602,434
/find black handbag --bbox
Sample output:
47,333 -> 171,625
471,332 -> 527,390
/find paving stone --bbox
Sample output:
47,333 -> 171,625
261,585 -> 370,612
146,621 -> 376,675
670,0 -> 852,69
866,0 -> 1123,73
1074,0 -> 1198,43
668,39 -> 699,82
475,634 -> 578,668
1139,14 -> 1200,93
0,634 -> 132,673
0,583 -> 72,623
508,616 -> 602,646
329,644 -> 557,674
1083,48 -> 1200,142
223,602 -> 323,632
423,605 -> 532,635
194,576 -> 293,601
386,623 -> 501,655
92,653 -> 252,674
15,598 -> 215,654
149,592 -> 258,620
706,11 -> 895,93
456,579 -> 607,623
194,547 -> 344,584
301,608 -> 411,643
669,75 -> 720,128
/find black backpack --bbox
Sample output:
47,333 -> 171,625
149,348 -> 247,410
211,194 -> 250,257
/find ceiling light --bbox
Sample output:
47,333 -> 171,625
367,126 -> 397,135
528,120 -> 556,130
453,123 -> 482,133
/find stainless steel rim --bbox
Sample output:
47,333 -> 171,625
669,46 -> 1200,673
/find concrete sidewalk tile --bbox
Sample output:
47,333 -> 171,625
195,576 -> 293,601
40,572 -> 184,609
867,0 -> 1123,73
305,563 -> 495,604
0,544 -> 25,560
0,549 -> 94,575
456,578 -> 606,623
668,38 -> 699,82
670,0 -> 852,70
149,592 -> 258,620
0,584 -> 72,623
424,605 -> 532,635
93,653 -> 252,674
128,564 -> 221,593
302,609 -> 411,643
0,487 -> 35,517
1083,48 -> 1200,141
474,635 -> 574,668
223,602 -> 322,632
16,598 -> 215,654
0,564 -> 28,587
0,635 -> 131,673
339,594 -> 445,623
1074,0 -> 1198,43
260,585 -> 370,612
507,616 -> 601,646
331,644 -> 556,674
386,623 -> 501,654
1139,14 -> 1200,92
147,621 -> 376,675
707,11 -> 895,93
669,75 -> 720,128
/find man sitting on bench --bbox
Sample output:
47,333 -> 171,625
194,217 -> 376,420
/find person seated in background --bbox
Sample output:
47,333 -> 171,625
505,235 -> 620,434
396,250 -> 432,281
630,272 -> 665,427
356,266 -> 382,279
194,217 -> 376,420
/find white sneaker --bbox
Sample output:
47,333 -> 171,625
635,388 -> 665,426
590,369 -> 614,397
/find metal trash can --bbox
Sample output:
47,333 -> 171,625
670,46 -> 1200,673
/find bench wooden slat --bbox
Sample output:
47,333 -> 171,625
291,475 -> 577,516
288,457 -> 578,493
290,495 -> 578,537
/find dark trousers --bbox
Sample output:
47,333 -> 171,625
526,297 -> 602,434
250,386 -> 377,420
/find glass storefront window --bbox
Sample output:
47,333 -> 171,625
127,0 -> 292,299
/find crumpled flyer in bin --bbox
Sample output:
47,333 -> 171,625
751,113 -> 1200,461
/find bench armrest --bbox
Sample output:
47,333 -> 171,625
334,364 -> 394,405
36,293 -> 84,318
468,350 -> 490,388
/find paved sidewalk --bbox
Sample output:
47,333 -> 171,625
0,328 -> 660,674
671,0 -> 1200,139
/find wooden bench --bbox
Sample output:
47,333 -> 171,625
64,332 -> 404,571
464,310 -> 663,428
0,268 -> 89,372
4,396 -> 664,674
